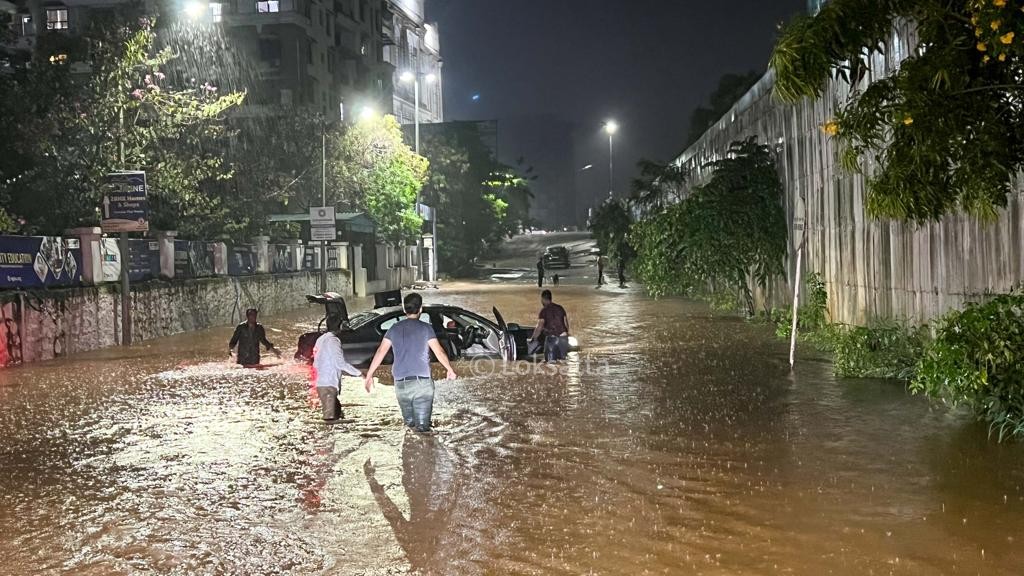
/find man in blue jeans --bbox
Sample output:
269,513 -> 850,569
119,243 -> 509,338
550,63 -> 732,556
364,293 -> 457,433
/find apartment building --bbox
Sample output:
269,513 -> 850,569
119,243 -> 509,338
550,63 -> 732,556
383,0 -> 442,126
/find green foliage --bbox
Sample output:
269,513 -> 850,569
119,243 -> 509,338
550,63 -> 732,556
333,115 -> 427,244
686,71 -> 761,146
417,122 -> 532,275
770,272 -> 831,340
588,199 -> 634,263
0,14 -> 244,236
829,320 -> 928,379
630,159 -> 687,216
911,293 -> 1024,441
771,0 -> 1024,221
630,138 -> 787,316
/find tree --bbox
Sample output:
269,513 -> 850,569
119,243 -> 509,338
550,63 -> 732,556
630,139 -> 787,316
686,71 -> 761,146
418,123 -> 521,274
0,13 -> 244,236
333,115 -> 428,244
588,199 -> 634,263
771,0 -> 1024,221
630,159 -> 688,216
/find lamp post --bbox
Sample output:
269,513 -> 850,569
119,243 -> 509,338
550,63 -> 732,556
400,70 -> 436,281
604,120 -> 618,199
575,164 -> 592,228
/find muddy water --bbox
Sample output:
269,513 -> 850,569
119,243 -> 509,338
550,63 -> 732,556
1,283 -> 1022,575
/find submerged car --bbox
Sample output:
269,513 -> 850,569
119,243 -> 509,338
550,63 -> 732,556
294,291 -> 579,367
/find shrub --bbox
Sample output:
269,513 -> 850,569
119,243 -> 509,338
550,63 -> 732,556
911,293 -> 1024,442
829,320 -> 928,380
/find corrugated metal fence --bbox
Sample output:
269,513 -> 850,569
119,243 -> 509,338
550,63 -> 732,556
675,25 -> 1024,326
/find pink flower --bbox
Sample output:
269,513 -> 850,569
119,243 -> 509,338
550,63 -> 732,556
131,89 -> 145,100
154,71 -> 165,81
144,74 -> 152,85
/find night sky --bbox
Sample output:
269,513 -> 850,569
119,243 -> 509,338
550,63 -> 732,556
426,0 -> 806,224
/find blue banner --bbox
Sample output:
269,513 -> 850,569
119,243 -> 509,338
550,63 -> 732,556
173,240 -> 215,279
127,239 -> 160,282
0,235 -> 82,288
270,244 -> 293,273
101,171 -> 149,233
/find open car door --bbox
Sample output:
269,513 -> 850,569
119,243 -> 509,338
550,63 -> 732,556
492,307 -> 517,362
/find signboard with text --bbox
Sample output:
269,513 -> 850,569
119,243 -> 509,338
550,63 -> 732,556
101,171 -> 149,233
310,207 -> 336,242
0,235 -> 82,288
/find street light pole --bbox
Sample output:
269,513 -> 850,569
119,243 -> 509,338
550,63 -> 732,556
604,120 -> 618,199
402,70 -> 435,283
320,127 -> 327,293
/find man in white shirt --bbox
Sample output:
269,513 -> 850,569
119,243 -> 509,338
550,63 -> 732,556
313,330 -> 362,422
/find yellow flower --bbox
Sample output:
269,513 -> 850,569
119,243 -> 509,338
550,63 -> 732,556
999,52 -> 1008,61
822,121 -> 839,136
991,19 -> 1002,30
978,41 -> 988,51
1001,31 -> 1015,44
976,27 -> 984,37
984,54 -> 992,63
903,116 -> 914,126
971,14 -> 979,25
994,0 -> 1006,7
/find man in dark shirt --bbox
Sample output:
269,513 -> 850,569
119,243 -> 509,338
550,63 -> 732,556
364,293 -> 457,433
531,289 -> 570,362
229,308 -> 279,366
536,257 -> 545,288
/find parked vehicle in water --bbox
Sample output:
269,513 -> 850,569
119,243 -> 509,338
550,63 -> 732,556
542,245 -> 571,269
294,292 -> 579,366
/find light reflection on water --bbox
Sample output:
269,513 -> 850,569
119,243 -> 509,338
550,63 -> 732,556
0,283 -> 1022,575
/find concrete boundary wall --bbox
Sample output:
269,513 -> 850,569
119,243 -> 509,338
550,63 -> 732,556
0,270 -> 351,366
674,24 -> 1024,325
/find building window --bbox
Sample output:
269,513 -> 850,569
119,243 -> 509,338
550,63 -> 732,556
210,2 -> 223,23
20,15 -> 33,36
257,0 -> 279,13
48,53 -> 68,64
259,36 -> 282,66
360,42 -> 367,56
46,8 -> 68,31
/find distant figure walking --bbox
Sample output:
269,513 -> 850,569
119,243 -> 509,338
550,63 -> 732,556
364,293 -> 457,433
312,328 -> 362,422
536,257 -> 545,288
617,258 -> 627,288
597,254 -> 607,287
229,308 -> 279,366
531,289 -> 570,362
552,274 -> 560,286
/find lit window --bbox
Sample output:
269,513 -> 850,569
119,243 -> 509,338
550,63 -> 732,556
48,53 -> 68,64
210,2 -> 223,22
360,42 -> 367,55
46,8 -> 68,31
257,1 -> 279,13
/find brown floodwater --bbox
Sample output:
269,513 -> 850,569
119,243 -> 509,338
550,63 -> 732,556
1,282 -> 1022,575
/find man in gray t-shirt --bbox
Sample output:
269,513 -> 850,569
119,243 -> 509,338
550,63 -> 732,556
364,293 -> 457,432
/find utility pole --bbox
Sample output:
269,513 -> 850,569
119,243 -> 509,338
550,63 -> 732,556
118,106 -> 131,346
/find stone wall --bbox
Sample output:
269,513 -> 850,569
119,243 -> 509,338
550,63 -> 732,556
0,270 -> 351,365
675,23 -> 1024,325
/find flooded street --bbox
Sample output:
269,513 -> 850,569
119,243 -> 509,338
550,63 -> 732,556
1,283 -> 1022,575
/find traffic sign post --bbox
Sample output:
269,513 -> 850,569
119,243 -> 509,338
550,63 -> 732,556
102,171 -> 149,346
310,207 -> 336,292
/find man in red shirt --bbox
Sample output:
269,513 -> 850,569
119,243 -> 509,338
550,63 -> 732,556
531,289 -> 570,362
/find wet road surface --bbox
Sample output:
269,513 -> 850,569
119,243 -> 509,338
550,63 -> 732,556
1,283 -> 1023,575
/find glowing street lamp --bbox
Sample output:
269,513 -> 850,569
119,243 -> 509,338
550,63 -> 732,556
604,120 -> 618,198
184,0 -> 208,20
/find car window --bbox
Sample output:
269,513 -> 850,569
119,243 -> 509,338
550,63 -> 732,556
379,313 -> 432,333
347,311 -> 378,329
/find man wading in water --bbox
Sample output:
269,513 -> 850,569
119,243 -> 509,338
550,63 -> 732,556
229,308 -> 280,367
364,293 -> 457,433
531,289 -> 570,362
312,328 -> 362,422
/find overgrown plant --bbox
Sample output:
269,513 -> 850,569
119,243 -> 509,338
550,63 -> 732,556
829,320 -> 928,379
911,293 -> 1024,442
631,138 -> 787,316
771,0 -> 1024,221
